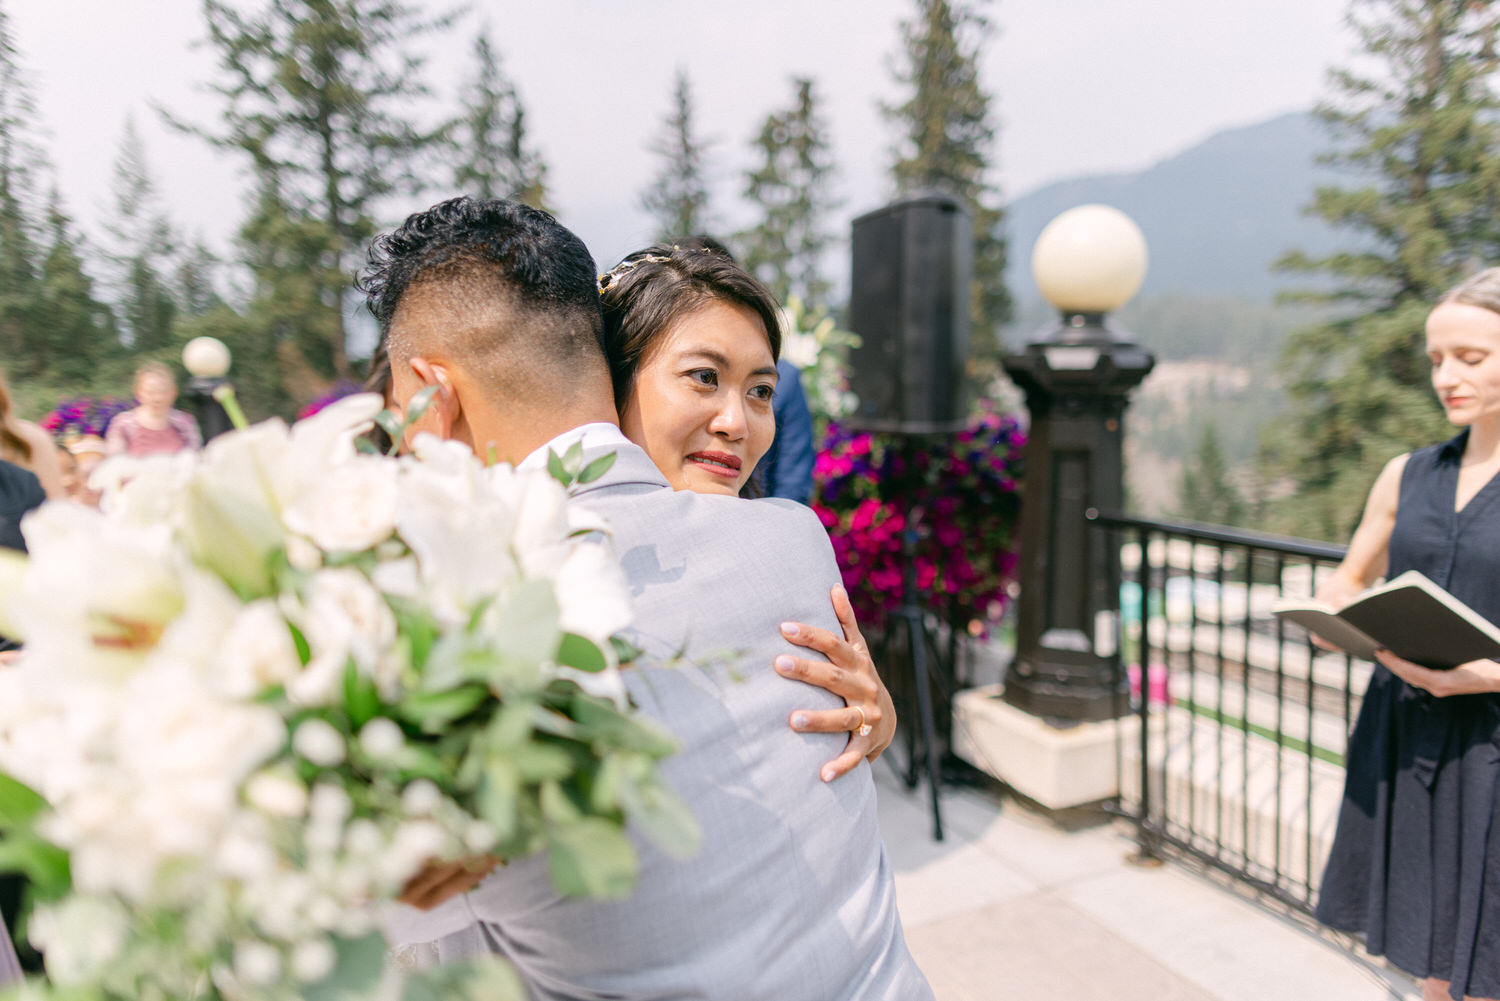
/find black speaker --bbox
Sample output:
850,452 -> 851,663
847,194 -> 972,433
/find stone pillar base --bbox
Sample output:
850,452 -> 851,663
953,683 -> 1136,810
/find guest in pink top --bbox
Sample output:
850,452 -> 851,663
104,362 -> 202,458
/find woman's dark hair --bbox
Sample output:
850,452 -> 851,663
598,241 -> 782,412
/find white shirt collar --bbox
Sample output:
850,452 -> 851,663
516,422 -> 632,473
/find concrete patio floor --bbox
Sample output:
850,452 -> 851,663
874,765 -> 1422,1001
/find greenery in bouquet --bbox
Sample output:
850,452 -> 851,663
811,407 -> 1025,636
0,395 -> 699,1001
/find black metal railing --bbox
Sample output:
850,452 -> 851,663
1089,510 -> 1360,916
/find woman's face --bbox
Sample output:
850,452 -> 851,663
136,372 -> 177,415
1427,301 -> 1500,427
620,301 -> 778,496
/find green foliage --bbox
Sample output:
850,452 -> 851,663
450,27 -> 550,210
36,193 -> 120,385
885,0 -> 1009,363
641,69 -> 711,241
1268,0 -> 1500,540
104,118 -> 177,354
738,78 -> 838,312
1177,422 -> 1246,525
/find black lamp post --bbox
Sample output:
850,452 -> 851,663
181,336 -> 234,443
1002,205 -> 1155,723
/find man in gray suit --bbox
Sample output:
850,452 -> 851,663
366,197 -> 932,1000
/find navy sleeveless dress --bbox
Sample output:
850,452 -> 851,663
1317,431 -> 1500,999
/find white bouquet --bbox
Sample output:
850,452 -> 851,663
0,394 -> 698,1000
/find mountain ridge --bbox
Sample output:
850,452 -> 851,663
1004,110 -> 1352,304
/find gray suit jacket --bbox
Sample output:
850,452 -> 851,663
410,429 -> 931,1000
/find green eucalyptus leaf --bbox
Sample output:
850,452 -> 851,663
398,685 -> 490,732
475,759 -> 522,842
575,451 -> 616,485
0,774 -> 47,829
342,660 -> 382,728
0,835 -> 70,899
400,956 -> 525,1001
556,633 -> 607,673
562,440 -> 584,472
538,780 -> 583,825
610,635 -> 645,666
302,932 -> 388,1001
545,817 -> 638,899
511,743 -> 575,783
570,694 -> 679,757
545,449 -> 570,486
288,621 -> 312,666
617,774 -> 703,860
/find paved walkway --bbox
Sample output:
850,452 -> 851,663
874,767 -> 1421,1001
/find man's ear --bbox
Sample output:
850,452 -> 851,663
407,356 -> 462,439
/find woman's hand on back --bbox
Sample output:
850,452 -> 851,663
775,586 -> 896,783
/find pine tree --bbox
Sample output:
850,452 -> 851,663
175,236 -> 223,319
0,2 -> 45,377
1268,0 -> 1500,539
885,0 -> 1009,360
175,0 -> 453,387
642,70 -> 711,242
1178,423 -> 1245,526
105,118 -> 178,354
37,191 -> 119,386
451,27 -> 549,210
739,77 -> 838,313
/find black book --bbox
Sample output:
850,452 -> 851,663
1271,570 -> 1500,669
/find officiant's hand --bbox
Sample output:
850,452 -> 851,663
776,586 -> 896,782
1374,648 -> 1500,697
397,856 -> 500,910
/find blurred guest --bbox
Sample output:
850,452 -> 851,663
105,362 -> 202,457
63,436 -> 106,507
0,373 -> 63,500
761,358 -> 815,503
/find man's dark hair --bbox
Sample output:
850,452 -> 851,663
356,196 -> 606,370
598,241 -> 782,412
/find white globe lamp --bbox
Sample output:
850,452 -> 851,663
999,203 -> 1156,728
1031,204 -> 1148,316
182,336 -> 232,379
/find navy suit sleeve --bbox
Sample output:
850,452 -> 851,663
768,360 -> 815,504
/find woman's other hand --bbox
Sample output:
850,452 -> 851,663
775,586 -> 896,783
1374,648 -> 1500,697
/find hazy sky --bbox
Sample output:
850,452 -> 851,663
9,0 -> 1354,273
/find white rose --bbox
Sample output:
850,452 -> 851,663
282,456 -> 399,553
218,600 -> 302,699
303,568 -> 396,672
246,769 -> 309,818
28,897 -> 128,986
285,650 -> 346,708
400,779 -> 441,816
293,718 -> 346,768
290,938 -> 338,983
286,393 -> 384,495
359,717 -> 404,759
234,940 -> 282,985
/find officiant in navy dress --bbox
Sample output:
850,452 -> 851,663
1314,268 -> 1500,1001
